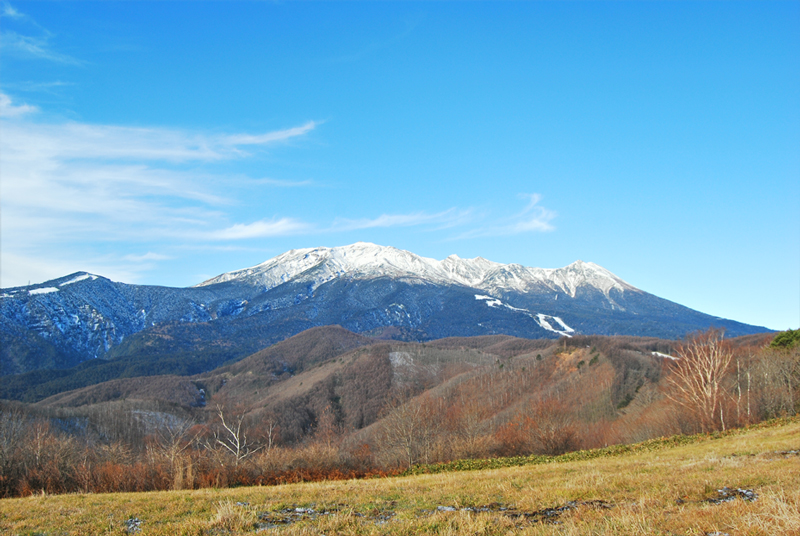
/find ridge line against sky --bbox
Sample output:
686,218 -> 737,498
0,1 -> 798,330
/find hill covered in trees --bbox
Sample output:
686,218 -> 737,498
0,326 -> 796,498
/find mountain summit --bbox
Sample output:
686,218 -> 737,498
196,242 -> 637,300
1,242 -> 770,376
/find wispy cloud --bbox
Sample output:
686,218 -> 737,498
207,218 -> 313,240
3,80 -> 74,93
0,3 -> 84,65
224,121 -> 318,146
3,120 -> 316,164
0,31 -> 84,65
0,92 -> 320,285
330,19 -> 419,63
202,208 -> 476,243
122,252 -> 173,262
510,193 -> 556,232
333,208 -> 472,231
0,92 -> 37,116
248,177 -> 315,188
456,193 -> 556,238
0,91 -> 559,288
2,2 -> 23,19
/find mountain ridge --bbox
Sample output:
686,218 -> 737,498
194,242 -> 638,300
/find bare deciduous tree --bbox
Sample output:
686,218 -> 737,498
754,346 -> 800,418
0,406 -> 30,496
526,397 -> 578,455
149,418 -> 196,489
667,329 -> 733,432
208,405 -> 261,467
374,393 -> 439,469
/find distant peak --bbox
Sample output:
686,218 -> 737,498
195,242 -> 639,299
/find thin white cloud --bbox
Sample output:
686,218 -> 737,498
456,193 -> 556,238
0,3 -> 84,65
248,177 -> 315,188
2,3 -> 23,19
511,193 -> 556,232
0,30 -> 84,65
207,218 -> 312,240
0,92 -> 320,285
0,92 -> 37,116
0,91 -> 558,289
2,80 -> 74,94
122,252 -> 173,262
224,121 -> 318,146
204,208 -> 477,243
333,208 -> 472,231
3,119 -> 316,163
330,19 -> 418,63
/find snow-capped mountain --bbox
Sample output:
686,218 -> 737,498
196,242 -> 637,300
1,242 -> 771,377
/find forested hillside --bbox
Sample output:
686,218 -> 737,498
0,327 -> 796,497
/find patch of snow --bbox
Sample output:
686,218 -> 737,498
389,351 -> 417,381
389,351 -> 414,368
551,316 -> 575,333
652,351 -> 677,360
535,314 -> 574,337
29,287 -> 59,295
475,294 -> 503,307
475,295 -> 574,337
474,294 -> 527,312
59,274 -> 98,287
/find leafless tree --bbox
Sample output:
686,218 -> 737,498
447,395 -> 492,458
260,416 -> 279,454
526,397 -> 578,455
207,405 -> 261,467
0,407 -> 26,496
150,418 -> 197,489
753,345 -> 800,418
375,393 -> 439,469
667,329 -> 733,432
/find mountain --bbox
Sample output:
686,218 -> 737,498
0,242 -> 770,377
197,242 -> 635,299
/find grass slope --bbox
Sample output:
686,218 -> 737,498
1,418 -> 798,535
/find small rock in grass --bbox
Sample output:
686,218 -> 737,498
706,487 -> 758,504
124,517 -> 143,534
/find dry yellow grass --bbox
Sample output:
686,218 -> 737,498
1,419 -> 798,535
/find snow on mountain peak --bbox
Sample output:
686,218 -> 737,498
195,242 -> 639,298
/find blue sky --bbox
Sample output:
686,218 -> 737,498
1,1 -> 798,331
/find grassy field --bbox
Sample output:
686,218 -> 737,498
1,419 -> 798,535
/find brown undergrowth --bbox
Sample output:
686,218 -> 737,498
1,416 -> 797,535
